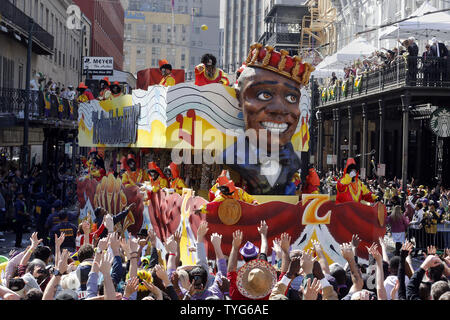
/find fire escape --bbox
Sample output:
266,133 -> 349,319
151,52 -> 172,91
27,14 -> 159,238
300,0 -> 337,58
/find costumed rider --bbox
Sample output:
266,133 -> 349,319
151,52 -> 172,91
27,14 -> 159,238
146,162 -> 168,193
195,53 -> 230,86
76,82 -> 95,103
162,162 -> 187,195
98,77 -> 112,101
89,156 -> 106,182
122,153 -> 148,188
285,166 -> 320,195
110,81 -> 124,98
209,170 -> 230,201
196,176 -> 259,214
159,59 -> 176,87
336,158 -> 378,204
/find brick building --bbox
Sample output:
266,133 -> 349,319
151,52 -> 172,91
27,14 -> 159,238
74,0 -> 125,71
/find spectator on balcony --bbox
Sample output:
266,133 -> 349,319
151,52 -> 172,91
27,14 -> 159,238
430,37 -> 448,82
423,44 -> 433,86
66,86 -> 76,101
402,39 -> 418,86
329,72 -> 337,86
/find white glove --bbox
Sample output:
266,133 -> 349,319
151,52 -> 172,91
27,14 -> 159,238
104,214 -> 114,233
349,170 -> 357,178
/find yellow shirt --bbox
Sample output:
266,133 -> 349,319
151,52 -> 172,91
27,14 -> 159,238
160,75 -> 176,87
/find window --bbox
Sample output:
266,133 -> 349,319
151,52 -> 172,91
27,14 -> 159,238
181,54 -> 185,61
40,3 -> 43,25
152,47 -> 161,55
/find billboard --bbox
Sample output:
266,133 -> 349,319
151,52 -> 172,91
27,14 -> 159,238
83,57 -> 114,76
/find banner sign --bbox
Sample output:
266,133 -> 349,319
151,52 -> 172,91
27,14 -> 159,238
83,57 -> 114,76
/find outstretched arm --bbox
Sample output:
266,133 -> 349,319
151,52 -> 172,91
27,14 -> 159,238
367,243 -> 387,300
227,230 -> 243,273
341,242 -> 363,294
258,220 -> 268,258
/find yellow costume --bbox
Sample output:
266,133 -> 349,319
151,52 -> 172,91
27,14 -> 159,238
200,176 -> 258,214
122,154 -> 148,187
165,162 -> 187,195
160,74 -> 176,87
148,162 -> 168,193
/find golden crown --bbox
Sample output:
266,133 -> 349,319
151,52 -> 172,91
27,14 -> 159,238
245,43 -> 315,86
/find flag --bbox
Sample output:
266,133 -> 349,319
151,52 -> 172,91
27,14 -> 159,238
171,0 -> 175,10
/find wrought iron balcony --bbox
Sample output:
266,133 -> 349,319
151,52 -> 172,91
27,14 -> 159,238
0,1 -> 54,55
316,56 -> 450,108
0,88 -> 78,123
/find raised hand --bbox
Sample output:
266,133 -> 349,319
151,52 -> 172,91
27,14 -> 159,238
129,236 -> 140,254
30,232 -> 43,249
154,264 -> 170,286
272,238 -> 282,260
280,232 -> 291,254
104,214 -> 114,233
311,240 -> 322,254
164,235 -> 177,254
99,251 -> 114,275
97,234 -> 110,252
300,250 -> 316,275
257,220 -> 268,237
196,221 -> 209,242
303,277 -> 322,300
109,232 -> 121,255
55,232 -> 66,248
210,233 -> 222,248
366,242 -> 382,262
427,245 -> 437,256
124,277 -> 139,298
340,242 -> 354,262
173,230 -> 182,245
57,249 -> 70,274
232,230 -> 243,250
351,234 -> 361,249
401,240 -> 414,258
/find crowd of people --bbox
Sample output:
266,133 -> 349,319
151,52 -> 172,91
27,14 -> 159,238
321,170 -> 450,252
326,37 -> 449,86
0,216 -> 449,301
0,161 -> 79,248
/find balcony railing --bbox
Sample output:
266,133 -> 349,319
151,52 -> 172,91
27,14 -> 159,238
0,88 -> 78,123
0,1 -> 54,54
316,56 -> 450,107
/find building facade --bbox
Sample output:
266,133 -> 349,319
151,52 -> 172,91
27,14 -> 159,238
124,10 -> 191,76
74,0 -> 125,71
0,0 -> 81,179
123,0 -> 221,81
222,0 -> 265,74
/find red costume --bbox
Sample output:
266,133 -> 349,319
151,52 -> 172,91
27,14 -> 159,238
302,168 -> 321,194
195,64 -> 230,86
336,158 -> 377,204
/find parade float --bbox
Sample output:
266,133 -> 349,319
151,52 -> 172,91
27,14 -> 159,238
76,47 -> 386,268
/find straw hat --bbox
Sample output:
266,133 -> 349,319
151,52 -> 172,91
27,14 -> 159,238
218,198 -> 242,225
236,259 -> 277,299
